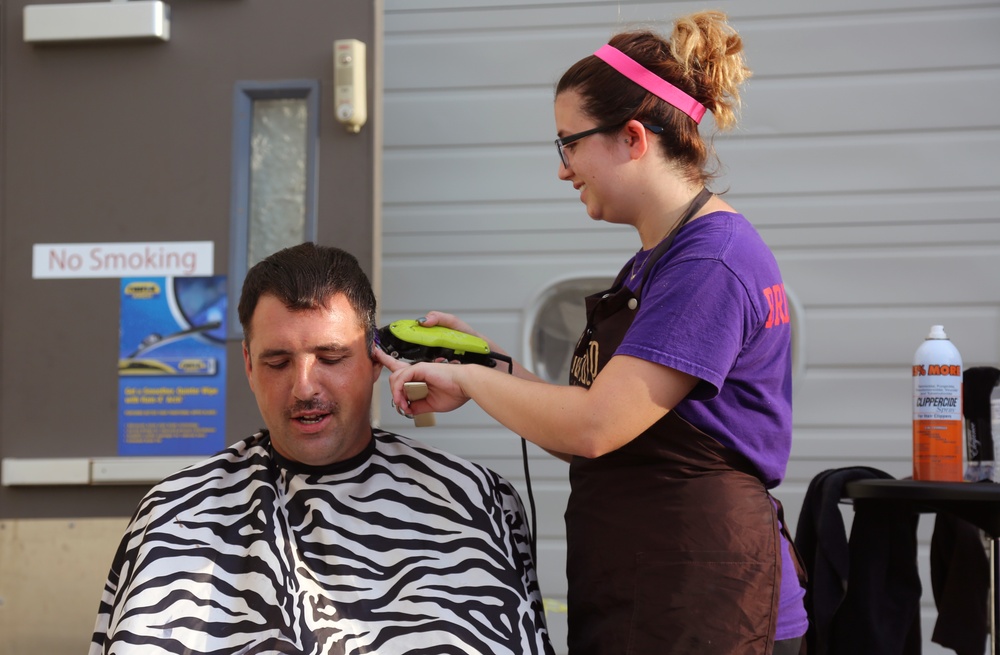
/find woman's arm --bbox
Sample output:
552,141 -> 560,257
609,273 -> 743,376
380,311 -> 574,459
379,349 -> 698,458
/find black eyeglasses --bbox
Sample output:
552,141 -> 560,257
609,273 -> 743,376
554,123 -> 664,168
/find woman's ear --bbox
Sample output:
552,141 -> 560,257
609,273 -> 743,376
623,119 -> 650,160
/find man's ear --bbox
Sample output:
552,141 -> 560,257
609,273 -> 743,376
242,341 -> 254,387
370,342 -> 384,381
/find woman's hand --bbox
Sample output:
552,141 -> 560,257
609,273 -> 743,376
417,311 -> 484,340
374,349 -> 474,415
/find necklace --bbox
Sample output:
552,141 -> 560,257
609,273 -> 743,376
630,249 -> 653,280
629,187 -> 713,281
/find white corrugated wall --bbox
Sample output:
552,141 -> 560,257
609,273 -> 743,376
379,2 -> 1000,653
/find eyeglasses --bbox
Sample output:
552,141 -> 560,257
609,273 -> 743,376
554,123 -> 664,168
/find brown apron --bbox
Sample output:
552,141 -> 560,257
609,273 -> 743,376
565,191 -> 780,654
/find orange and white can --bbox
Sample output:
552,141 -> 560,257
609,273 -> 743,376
913,325 -> 964,481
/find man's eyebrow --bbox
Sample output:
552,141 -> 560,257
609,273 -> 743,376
257,347 -> 291,359
313,343 -> 352,355
256,343 -> 351,359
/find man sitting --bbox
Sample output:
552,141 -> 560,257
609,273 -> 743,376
90,242 -> 554,655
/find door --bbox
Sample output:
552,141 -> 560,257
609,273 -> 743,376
0,0 -> 380,519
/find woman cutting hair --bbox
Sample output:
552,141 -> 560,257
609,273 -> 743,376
379,11 -> 807,654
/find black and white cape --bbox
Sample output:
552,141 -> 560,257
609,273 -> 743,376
91,429 -> 554,655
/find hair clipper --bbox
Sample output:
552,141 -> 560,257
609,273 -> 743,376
376,319 -> 512,370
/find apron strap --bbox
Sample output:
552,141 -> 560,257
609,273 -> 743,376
634,186 -> 714,294
772,494 -> 809,588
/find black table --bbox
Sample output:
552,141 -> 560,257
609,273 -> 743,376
845,479 -> 1000,655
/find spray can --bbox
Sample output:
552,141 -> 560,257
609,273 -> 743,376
963,366 -> 1000,482
912,325 -> 963,481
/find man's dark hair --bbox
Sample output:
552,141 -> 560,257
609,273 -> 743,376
238,242 -> 377,348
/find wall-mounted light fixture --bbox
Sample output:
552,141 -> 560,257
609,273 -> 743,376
333,39 -> 367,133
23,0 -> 170,43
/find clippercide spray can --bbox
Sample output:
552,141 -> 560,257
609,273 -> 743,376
913,325 -> 963,481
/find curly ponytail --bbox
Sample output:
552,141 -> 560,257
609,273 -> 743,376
670,11 -> 751,131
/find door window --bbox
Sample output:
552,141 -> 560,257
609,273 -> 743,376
228,81 -> 320,338
527,277 -> 611,383
248,98 -> 309,265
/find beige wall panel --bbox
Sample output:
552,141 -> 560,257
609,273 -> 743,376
0,518 -> 128,655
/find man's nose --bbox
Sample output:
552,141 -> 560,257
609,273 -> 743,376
291,359 -> 320,399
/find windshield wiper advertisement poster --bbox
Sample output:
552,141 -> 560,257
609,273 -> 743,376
118,276 -> 227,456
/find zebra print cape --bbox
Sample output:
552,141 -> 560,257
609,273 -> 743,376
91,429 -> 554,655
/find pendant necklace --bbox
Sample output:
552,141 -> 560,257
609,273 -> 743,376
630,249 -> 653,281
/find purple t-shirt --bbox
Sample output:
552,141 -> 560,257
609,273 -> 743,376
619,210 -> 807,639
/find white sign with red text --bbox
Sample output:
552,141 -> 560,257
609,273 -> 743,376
33,241 -> 214,279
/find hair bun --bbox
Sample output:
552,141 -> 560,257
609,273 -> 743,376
670,11 -> 751,131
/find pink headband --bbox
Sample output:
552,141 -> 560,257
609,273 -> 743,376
593,44 -> 706,124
